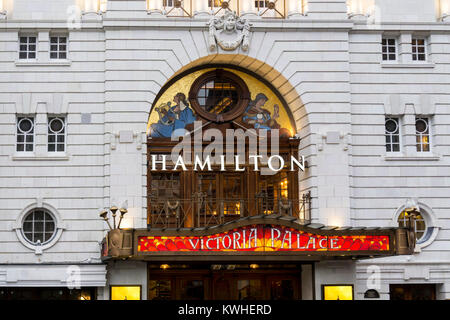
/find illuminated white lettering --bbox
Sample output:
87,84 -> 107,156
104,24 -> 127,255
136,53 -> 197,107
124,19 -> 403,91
271,228 -> 281,247
232,232 -> 241,249
151,154 -> 167,171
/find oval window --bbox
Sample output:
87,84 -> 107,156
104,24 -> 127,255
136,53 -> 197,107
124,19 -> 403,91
189,70 -> 250,122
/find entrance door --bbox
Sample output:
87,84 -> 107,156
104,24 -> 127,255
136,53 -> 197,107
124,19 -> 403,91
389,284 -> 436,300
149,266 -> 302,300
211,272 -> 301,300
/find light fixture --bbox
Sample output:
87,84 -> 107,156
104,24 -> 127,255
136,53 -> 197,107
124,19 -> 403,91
0,0 -> 6,19
211,264 -> 222,270
160,264 -> 170,270
226,264 -> 236,270
148,0 -> 164,14
84,0 -> 99,13
117,200 -> 128,229
250,264 -> 259,269
440,0 -> 450,21
347,0 -> 374,19
241,0 -> 256,17
194,0 -> 209,16
99,200 -> 128,230
99,0 -> 107,12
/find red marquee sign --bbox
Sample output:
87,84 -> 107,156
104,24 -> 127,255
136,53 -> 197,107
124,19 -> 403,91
137,225 -> 390,253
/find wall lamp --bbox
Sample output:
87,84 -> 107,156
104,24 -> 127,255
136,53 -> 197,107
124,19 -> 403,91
100,200 -> 128,230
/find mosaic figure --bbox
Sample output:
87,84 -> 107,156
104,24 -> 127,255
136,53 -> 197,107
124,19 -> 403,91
150,93 -> 196,138
242,93 -> 281,130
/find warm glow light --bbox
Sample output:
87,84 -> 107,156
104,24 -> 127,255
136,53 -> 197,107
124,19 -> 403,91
100,0 -> 107,11
250,264 -> 259,269
84,0 -> 99,12
441,0 -> 450,16
280,178 -> 288,198
241,0 -> 255,14
323,285 -> 353,300
287,0 -> 303,15
148,0 -> 163,11
302,0 -> 308,13
195,0 -> 208,13
111,286 -> 141,300
347,0 -> 373,16
160,264 -> 170,270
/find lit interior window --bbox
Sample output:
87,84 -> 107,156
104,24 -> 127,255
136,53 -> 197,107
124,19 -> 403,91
398,211 -> 427,242
111,286 -> 141,300
323,285 -> 353,300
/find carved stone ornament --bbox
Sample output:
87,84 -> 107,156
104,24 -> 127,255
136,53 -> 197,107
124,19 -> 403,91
208,9 -> 250,51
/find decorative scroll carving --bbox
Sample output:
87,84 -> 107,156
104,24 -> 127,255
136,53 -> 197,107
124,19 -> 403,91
208,9 -> 250,51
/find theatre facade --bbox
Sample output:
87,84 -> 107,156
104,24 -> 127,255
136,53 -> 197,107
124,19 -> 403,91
0,0 -> 450,300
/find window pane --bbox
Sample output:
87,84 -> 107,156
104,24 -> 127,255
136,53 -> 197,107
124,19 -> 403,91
148,280 -> 171,300
323,286 -> 353,300
111,286 -> 141,300
23,222 -> 33,232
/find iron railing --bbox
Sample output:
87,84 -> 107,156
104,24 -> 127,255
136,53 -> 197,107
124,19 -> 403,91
147,0 -> 308,19
148,191 -> 311,228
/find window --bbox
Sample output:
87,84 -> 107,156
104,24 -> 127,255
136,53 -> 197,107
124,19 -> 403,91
19,36 -> 37,60
322,285 -> 354,300
197,79 -> 238,115
16,117 -> 34,152
397,210 -> 427,242
48,117 -> 66,152
22,209 -> 56,245
412,38 -> 426,61
163,0 -> 174,7
110,286 -> 141,300
255,0 -> 269,8
385,117 -> 400,152
415,117 -> 430,152
189,69 -> 250,122
50,36 -> 67,59
382,38 -> 397,61
148,280 -> 171,300
208,0 -> 221,7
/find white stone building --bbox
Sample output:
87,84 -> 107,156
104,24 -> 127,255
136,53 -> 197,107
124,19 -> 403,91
0,0 -> 449,300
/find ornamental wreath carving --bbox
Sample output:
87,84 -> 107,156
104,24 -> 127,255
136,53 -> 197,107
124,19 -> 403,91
208,9 -> 250,51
